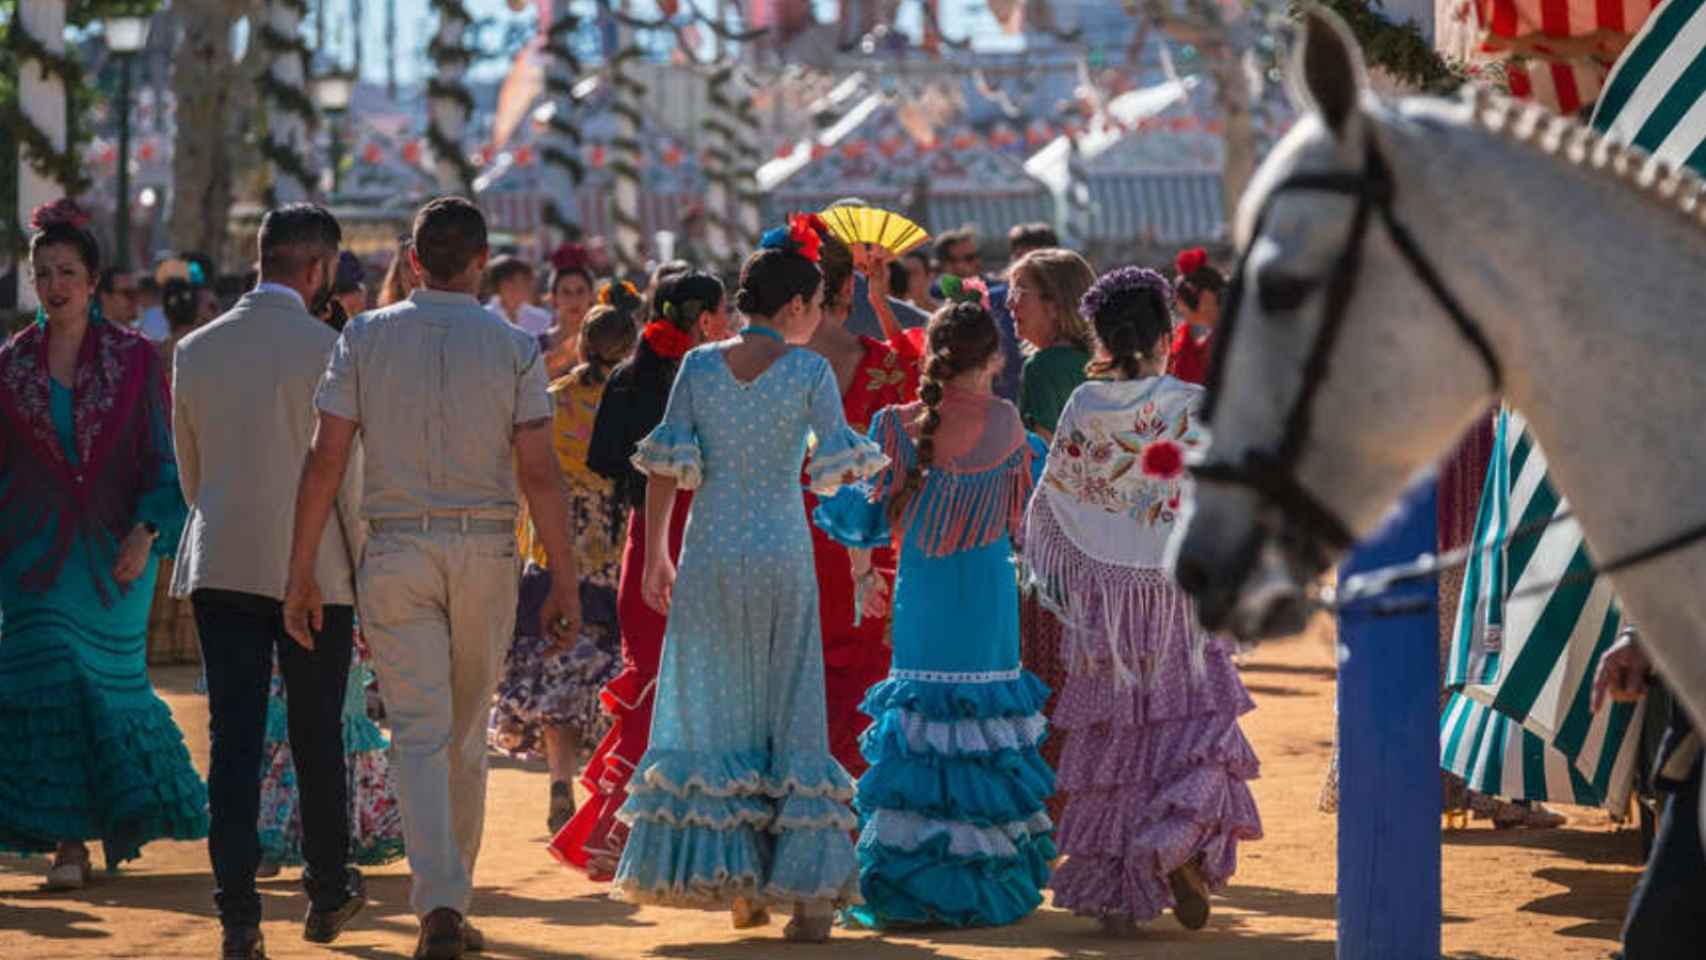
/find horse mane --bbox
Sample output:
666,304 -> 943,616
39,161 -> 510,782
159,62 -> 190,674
1460,84 -> 1706,232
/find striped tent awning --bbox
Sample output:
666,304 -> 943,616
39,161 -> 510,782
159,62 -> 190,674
1443,0 -> 1666,114
1442,691 -> 1603,804
1591,0 -> 1706,168
1083,172 -> 1226,247
1442,409 -> 1645,813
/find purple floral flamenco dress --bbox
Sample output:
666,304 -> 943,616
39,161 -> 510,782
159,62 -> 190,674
1022,375 -> 1262,925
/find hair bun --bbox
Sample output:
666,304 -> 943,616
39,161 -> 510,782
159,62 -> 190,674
29,198 -> 92,234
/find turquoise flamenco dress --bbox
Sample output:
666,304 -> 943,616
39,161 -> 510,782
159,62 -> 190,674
609,344 -> 886,912
0,322 -> 206,868
814,387 -> 1055,928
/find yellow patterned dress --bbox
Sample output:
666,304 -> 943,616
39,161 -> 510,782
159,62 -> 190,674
489,375 -> 628,757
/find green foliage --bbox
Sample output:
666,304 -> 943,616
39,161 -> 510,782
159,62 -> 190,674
1298,0 -> 1466,94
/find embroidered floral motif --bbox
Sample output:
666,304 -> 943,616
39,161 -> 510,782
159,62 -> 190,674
1046,396 -> 1201,527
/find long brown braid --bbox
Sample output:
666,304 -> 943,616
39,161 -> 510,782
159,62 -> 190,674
887,300 -> 1000,527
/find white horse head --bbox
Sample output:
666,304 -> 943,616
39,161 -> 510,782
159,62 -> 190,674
1172,9 -> 1502,635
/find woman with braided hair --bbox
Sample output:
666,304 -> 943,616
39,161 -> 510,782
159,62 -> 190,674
608,215 -> 885,942
815,289 -> 1055,929
1024,266 -> 1261,935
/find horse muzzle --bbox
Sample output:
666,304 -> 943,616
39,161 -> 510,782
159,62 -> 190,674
1174,506 -> 1322,641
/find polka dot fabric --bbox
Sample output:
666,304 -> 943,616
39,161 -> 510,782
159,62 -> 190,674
611,345 -> 886,910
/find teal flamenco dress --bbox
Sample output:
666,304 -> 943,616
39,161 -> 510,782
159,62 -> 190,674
814,389 -> 1056,928
0,317 -> 207,868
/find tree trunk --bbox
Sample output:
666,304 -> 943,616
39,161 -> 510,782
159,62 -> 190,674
1207,46 -> 1256,223
169,0 -> 252,262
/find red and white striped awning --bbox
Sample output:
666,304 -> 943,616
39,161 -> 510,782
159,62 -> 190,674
1445,0 -> 1663,113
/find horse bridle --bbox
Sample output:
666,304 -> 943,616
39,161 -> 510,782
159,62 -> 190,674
1193,140 -> 1504,574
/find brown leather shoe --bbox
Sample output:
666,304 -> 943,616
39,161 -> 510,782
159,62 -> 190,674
1169,861 -> 1212,931
463,921 -> 485,952
415,908 -> 465,960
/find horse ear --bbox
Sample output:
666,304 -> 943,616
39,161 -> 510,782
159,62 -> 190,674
1293,5 -> 1367,139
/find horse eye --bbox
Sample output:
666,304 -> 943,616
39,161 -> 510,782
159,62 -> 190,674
1257,270 -> 1319,314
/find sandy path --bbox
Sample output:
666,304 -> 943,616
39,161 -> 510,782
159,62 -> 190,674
0,634 -> 1641,959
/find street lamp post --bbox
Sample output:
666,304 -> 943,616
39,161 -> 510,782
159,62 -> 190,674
312,71 -> 356,198
104,13 -> 151,270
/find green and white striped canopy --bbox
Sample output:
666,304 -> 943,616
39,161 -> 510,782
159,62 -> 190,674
1441,412 -> 1645,812
1591,0 -> 1706,170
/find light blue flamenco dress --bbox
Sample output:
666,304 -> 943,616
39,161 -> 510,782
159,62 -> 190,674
814,388 -> 1055,928
0,378 -> 206,867
610,343 -> 887,912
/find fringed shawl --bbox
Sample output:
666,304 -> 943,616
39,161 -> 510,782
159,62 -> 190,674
868,390 -> 1034,558
1022,376 -> 1208,687
0,318 -> 174,604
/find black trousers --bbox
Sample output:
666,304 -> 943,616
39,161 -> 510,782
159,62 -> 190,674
194,589 -> 355,928
1622,764 -> 1706,957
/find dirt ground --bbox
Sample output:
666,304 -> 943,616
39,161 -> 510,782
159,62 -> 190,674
0,630 -> 1641,960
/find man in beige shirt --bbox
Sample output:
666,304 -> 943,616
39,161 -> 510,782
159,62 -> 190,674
172,204 -> 367,960
284,197 -> 580,960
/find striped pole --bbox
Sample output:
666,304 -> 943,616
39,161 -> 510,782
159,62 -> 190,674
15,0 -> 68,312
731,74 -> 764,251
539,0 -> 584,245
609,29 -> 646,277
701,64 -> 737,270
427,0 -> 475,195
260,0 -> 318,203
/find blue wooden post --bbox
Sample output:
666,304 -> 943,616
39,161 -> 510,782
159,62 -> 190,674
1337,479 -> 1441,959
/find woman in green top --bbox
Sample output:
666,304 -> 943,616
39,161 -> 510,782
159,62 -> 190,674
1007,247 -> 1096,816
1008,249 -> 1096,442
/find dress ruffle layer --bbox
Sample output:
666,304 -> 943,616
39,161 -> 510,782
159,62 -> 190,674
0,664 -> 208,867
848,672 -> 1054,929
611,749 -> 860,909
1050,649 -> 1262,922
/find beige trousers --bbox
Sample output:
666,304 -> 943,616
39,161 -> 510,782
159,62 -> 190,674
357,528 -> 518,917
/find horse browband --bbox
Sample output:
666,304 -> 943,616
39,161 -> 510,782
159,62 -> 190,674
1194,140 -> 1504,554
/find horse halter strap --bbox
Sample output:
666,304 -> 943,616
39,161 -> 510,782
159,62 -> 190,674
1195,140 -> 1504,554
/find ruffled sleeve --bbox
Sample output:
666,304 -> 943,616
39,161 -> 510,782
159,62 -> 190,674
803,356 -> 888,496
630,351 -> 704,489
812,406 -> 912,549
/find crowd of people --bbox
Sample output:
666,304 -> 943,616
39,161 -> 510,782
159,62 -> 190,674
0,194 -> 1258,960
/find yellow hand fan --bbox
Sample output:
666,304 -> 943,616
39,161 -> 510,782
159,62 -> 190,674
818,205 -> 930,256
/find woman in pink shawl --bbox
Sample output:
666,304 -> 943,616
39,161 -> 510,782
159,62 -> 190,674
0,202 -> 205,890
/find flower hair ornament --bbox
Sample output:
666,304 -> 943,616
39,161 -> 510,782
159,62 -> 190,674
28,198 -> 92,234
550,243 -> 591,273
1174,246 -> 1209,278
598,279 -> 642,312
938,274 -> 992,312
758,212 -> 826,263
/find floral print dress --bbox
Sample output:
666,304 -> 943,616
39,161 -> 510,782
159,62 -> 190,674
257,633 -> 404,866
489,374 -> 627,758
1023,376 -> 1261,922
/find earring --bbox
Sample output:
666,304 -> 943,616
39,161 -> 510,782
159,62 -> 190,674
33,305 -> 47,328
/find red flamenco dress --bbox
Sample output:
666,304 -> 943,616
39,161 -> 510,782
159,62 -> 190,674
549,329 -> 692,878
803,337 -> 913,776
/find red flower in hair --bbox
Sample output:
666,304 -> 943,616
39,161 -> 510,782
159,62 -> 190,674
29,198 -> 92,233
787,212 -> 823,263
1140,439 -> 1185,480
1175,246 -> 1208,278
